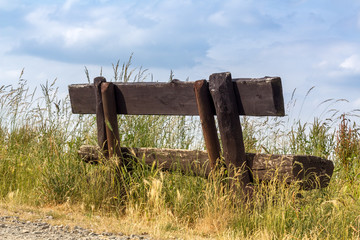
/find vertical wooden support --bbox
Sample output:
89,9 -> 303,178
194,80 -> 221,169
101,81 -> 126,203
101,82 -> 122,160
209,72 -> 252,196
94,77 -> 108,155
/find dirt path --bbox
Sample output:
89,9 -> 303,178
0,215 -> 153,240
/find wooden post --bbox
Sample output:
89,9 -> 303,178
94,77 -> 108,155
209,72 -> 252,196
101,82 -> 122,160
101,81 -> 126,204
194,80 -> 221,169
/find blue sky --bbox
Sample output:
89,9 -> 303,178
1,0 -> 360,121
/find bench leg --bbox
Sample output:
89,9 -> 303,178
94,77 -> 108,156
209,72 -> 252,198
101,82 -> 122,160
194,80 -> 221,170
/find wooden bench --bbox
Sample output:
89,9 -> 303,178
69,72 -> 334,192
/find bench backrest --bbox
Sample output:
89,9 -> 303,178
69,77 -> 284,117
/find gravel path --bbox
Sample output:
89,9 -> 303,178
0,216 -> 154,240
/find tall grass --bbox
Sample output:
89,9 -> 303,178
1,59 -> 360,239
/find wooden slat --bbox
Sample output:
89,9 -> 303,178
234,77 -> 284,117
68,77 -> 284,116
194,80 -> 221,169
78,145 -> 334,189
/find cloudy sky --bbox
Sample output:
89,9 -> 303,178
1,0 -> 360,121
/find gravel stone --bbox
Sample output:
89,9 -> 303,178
0,216 -> 155,240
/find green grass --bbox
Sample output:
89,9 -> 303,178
1,59 -> 360,239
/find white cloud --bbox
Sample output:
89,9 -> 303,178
316,60 -> 329,68
352,97 -> 360,109
208,11 -> 229,27
340,55 -> 360,73
62,0 -> 79,12
24,6 -> 61,42
0,0 -> 20,10
22,5 -> 147,49
10,2 -> 212,67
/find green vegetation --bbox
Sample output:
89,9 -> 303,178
1,60 -> 360,239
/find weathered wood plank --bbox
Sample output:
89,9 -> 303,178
101,82 -> 122,159
194,80 -> 221,169
247,154 -> 334,189
68,77 -> 284,116
94,77 -> 107,152
233,77 -> 284,117
78,145 -> 334,189
209,72 -> 252,195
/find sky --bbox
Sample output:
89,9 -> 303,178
1,0 -> 360,122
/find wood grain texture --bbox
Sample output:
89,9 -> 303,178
68,77 -> 284,116
233,77 -> 284,116
78,145 -> 334,189
101,82 -> 122,159
94,77 -> 107,151
209,72 -> 252,192
194,80 -> 221,169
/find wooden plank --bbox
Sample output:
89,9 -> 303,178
291,155 -> 334,189
209,72 -> 252,195
94,77 -> 107,152
194,80 -> 221,169
68,77 -> 284,116
233,77 -> 284,117
78,145 -> 334,189
101,82 -> 122,159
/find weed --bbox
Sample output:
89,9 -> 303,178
335,114 -> 360,170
